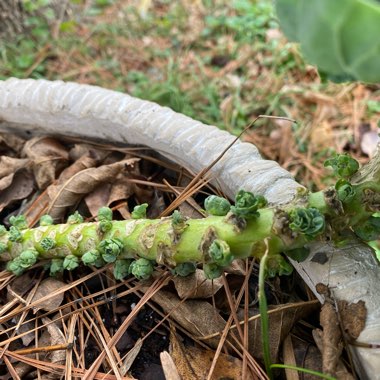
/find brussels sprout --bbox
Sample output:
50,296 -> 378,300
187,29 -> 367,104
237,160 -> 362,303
354,216 -> 380,241
98,238 -> 124,263
230,190 -> 267,219
266,254 -> 293,278
19,249 -> 39,268
8,226 -> 22,242
7,257 -> 25,276
203,263 -> 223,279
50,259 -> 64,276
171,210 -> 188,234
204,195 -> 231,216
129,258 -> 154,280
0,242 -> 6,254
131,203 -> 148,219
0,225 -> 6,236
39,214 -> 54,226
63,255 -> 80,271
324,154 -> 359,179
335,179 -> 356,203
171,262 -> 197,277
40,237 -> 56,251
81,249 -> 104,267
9,215 -> 28,230
98,207 -> 113,232
289,207 -> 325,239
67,211 -> 84,224
209,239 -> 234,267
113,259 -> 133,280
98,207 -> 113,221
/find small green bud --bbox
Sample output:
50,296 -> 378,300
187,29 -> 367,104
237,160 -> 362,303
82,249 -> 104,267
172,262 -> 197,277
203,263 -> 223,279
354,216 -> 380,241
7,258 -> 25,276
335,179 -> 356,203
113,259 -> 133,280
324,154 -> 359,178
98,207 -> 113,221
172,210 -> 188,234
67,211 -> 84,224
231,190 -> 267,219
129,258 -> 154,280
8,226 -> 23,242
0,242 -> 7,254
289,207 -> 325,239
99,220 -> 112,233
266,254 -> 293,278
285,247 -> 310,262
204,195 -> 231,216
39,214 -> 54,226
63,255 -> 80,271
50,259 -> 64,276
131,203 -> 148,219
40,237 -> 56,251
19,249 -> 39,268
0,225 -> 7,236
98,238 -> 124,263
9,215 -> 28,230
209,239 -> 233,267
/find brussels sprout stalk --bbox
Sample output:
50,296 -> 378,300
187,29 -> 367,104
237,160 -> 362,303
1,157 -> 380,280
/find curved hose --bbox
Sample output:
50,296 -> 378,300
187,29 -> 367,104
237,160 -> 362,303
0,78 -> 379,378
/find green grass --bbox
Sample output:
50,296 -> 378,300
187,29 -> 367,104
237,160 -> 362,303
0,0 -> 302,131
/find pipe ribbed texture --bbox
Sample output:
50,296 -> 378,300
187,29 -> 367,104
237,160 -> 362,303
0,78 -> 379,379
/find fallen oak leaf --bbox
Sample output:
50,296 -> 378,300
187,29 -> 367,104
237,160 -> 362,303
0,170 -> 34,213
22,136 -> 69,189
0,156 -> 30,179
169,327 -> 253,380
47,158 -> 139,221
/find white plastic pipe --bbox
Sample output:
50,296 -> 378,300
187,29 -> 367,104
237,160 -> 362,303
0,78 -> 379,378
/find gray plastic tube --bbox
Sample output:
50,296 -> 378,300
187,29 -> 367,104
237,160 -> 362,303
0,78 -> 379,378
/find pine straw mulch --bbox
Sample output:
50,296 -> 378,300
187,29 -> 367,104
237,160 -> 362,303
0,130 -> 362,380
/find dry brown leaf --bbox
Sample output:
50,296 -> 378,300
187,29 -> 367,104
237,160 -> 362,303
57,152 -> 99,183
68,143 -> 109,162
47,158 -> 139,220
169,329 -> 252,380
85,183 -> 112,217
320,302 -> 343,376
30,278 -> 65,313
288,335 -> 323,380
313,329 -> 355,380
337,300 -> 367,340
120,338 -> 143,376
282,335 -> 299,380
160,351 -> 181,380
38,317 -> 66,378
22,137 -> 69,189
172,269 -> 224,299
6,273 -> 36,301
0,156 -> 30,179
151,289 -> 226,348
0,133 -> 26,153
25,153 -> 100,225
107,173 -> 135,218
0,170 -> 34,213
238,301 -> 319,362
18,321 -> 36,346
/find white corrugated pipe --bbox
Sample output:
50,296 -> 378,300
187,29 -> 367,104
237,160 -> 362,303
0,78 -> 379,378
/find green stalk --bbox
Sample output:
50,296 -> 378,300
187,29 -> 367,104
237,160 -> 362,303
1,156 -> 380,280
